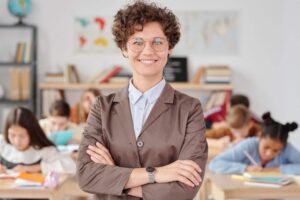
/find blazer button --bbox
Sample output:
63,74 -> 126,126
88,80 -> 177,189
137,141 -> 144,148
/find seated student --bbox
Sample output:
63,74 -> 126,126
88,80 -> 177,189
209,112 -> 300,175
206,105 -> 260,153
70,88 -> 101,125
39,100 -> 82,145
0,107 -> 75,174
212,94 -> 261,129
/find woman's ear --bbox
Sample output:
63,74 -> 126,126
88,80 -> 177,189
168,49 -> 173,56
122,48 -> 128,58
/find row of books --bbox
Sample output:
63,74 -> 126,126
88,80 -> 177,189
9,68 -> 31,101
15,42 -> 32,64
45,64 -> 81,83
87,66 -> 131,84
192,65 -> 232,84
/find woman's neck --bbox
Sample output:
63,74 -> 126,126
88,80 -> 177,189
132,75 -> 163,93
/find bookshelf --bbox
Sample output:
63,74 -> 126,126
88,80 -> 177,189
39,82 -> 232,116
0,23 -> 37,129
39,82 -> 233,91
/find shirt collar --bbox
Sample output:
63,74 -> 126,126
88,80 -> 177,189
128,78 -> 166,105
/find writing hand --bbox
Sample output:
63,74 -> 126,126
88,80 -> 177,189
261,167 -> 280,172
155,160 -> 202,187
246,165 -> 263,172
0,164 -> 7,173
87,142 -> 115,166
12,164 -> 27,173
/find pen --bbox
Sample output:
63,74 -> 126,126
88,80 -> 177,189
243,150 -> 259,166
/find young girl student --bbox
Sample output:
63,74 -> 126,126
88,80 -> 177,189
0,107 -> 76,174
209,112 -> 300,174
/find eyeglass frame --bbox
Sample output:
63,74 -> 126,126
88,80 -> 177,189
126,37 -> 169,53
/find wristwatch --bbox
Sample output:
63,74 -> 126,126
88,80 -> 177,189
146,167 -> 156,183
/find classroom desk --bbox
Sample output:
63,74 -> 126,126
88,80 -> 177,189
60,175 -> 93,198
208,172 -> 300,200
0,174 -> 68,200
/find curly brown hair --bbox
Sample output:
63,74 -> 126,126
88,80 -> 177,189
112,0 -> 181,50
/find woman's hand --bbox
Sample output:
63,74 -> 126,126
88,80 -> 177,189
246,165 -> 263,172
155,160 -> 202,187
87,142 -> 115,165
127,186 -> 142,198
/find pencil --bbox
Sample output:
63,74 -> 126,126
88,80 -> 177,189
243,150 -> 259,166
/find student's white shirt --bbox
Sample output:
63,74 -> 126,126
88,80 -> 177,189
0,135 -> 76,174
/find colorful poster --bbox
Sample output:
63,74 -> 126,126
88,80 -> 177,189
74,16 -> 118,53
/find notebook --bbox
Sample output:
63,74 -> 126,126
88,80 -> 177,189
48,130 -> 74,145
243,172 -> 294,187
15,173 -> 45,187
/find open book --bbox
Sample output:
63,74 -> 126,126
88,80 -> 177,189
243,172 -> 294,188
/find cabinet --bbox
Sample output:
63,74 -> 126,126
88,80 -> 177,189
0,24 -> 37,129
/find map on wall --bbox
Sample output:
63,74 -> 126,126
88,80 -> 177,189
175,11 -> 239,55
74,16 -> 118,53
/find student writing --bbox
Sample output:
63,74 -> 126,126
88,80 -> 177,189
0,107 -> 76,174
209,112 -> 300,174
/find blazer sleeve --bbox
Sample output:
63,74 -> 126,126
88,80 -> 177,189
76,97 -> 133,196
279,143 -> 300,174
142,100 -> 208,200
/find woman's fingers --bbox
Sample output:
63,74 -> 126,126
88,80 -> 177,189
90,155 -> 106,164
87,144 -> 114,165
96,142 -> 114,161
177,168 -> 199,186
178,162 -> 202,183
177,175 -> 195,187
179,160 -> 202,173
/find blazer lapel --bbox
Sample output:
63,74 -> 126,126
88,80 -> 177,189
113,87 -> 136,143
139,83 -> 175,138
113,87 -> 141,165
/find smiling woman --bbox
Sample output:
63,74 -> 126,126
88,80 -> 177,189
76,1 -> 208,200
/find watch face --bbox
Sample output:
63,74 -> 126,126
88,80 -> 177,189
146,167 -> 155,172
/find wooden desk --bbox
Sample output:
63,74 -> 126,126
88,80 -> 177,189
208,172 -> 300,200
0,174 -> 68,200
60,175 -> 93,198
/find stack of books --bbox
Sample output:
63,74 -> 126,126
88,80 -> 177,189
203,65 -> 231,84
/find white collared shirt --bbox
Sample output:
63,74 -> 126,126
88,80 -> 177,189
128,79 -> 166,138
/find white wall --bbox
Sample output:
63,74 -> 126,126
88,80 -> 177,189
1,0 -> 299,147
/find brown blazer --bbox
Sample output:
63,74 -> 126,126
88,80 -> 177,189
76,83 -> 208,200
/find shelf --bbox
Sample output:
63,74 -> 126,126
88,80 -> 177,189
0,99 -> 30,105
0,62 -> 34,67
39,82 -> 233,91
0,24 -> 36,29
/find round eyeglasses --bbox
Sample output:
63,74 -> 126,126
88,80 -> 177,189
127,37 -> 169,52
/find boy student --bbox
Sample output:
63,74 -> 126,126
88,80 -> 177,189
206,105 -> 260,153
212,94 -> 261,129
39,100 -> 82,145
209,112 -> 300,174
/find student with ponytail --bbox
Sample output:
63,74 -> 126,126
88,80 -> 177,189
209,112 -> 300,174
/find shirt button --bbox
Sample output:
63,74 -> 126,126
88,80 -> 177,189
137,141 -> 144,148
